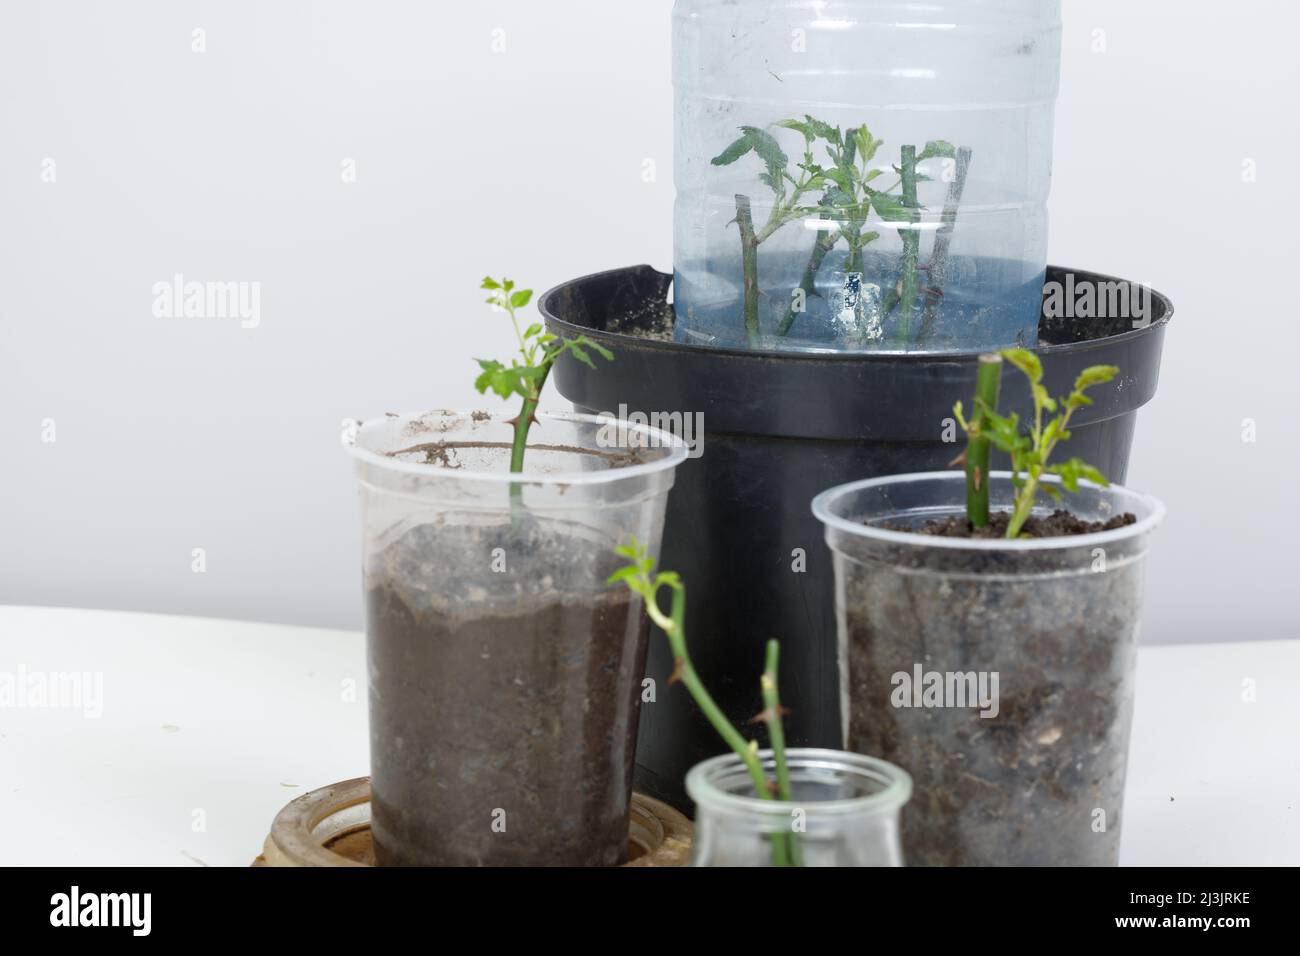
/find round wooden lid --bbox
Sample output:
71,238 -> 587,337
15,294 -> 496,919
254,777 -> 692,867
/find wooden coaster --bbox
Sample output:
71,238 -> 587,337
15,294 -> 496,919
254,776 -> 692,867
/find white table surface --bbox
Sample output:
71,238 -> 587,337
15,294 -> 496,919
1,605 -> 1296,867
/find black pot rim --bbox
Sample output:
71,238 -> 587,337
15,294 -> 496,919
540,262 -> 1171,442
539,263 -> 1172,363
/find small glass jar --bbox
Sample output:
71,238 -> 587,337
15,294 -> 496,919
686,748 -> 911,866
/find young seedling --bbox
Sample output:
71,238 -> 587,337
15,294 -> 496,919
609,539 -> 803,866
711,123 -> 834,345
475,277 -> 613,485
955,348 -> 1119,538
713,119 -> 970,347
773,119 -> 888,339
714,118 -> 901,343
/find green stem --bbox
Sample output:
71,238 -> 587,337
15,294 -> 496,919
846,238 -> 863,276
966,353 -> 1002,528
919,146 -> 972,342
1004,406 -> 1078,538
761,641 -> 792,800
735,194 -> 761,347
762,640 -> 803,867
505,305 -> 529,364
509,396 -> 538,473
508,363 -> 546,505
896,145 -> 921,344
644,581 -> 786,864
756,169 -> 819,246
775,228 -> 840,337
742,162 -> 829,343
657,586 -> 771,800
1005,472 -> 1039,539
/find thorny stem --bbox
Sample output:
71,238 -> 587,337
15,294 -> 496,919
499,294 -> 543,507
642,581 -> 773,805
895,145 -> 921,344
733,151 -> 827,345
509,393 -> 541,505
761,642 -> 792,800
775,228 -> 841,337
919,146 -> 972,342
761,640 -> 803,866
479,276 -> 612,512
491,289 -> 543,481
640,576 -> 791,865
508,399 -> 534,474
735,194 -> 761,347
965,353 -> 1003,528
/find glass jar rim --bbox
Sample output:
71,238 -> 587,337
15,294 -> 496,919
686,748 -> 912,818
811,470 -> 1166,553
342,409 -> 690,487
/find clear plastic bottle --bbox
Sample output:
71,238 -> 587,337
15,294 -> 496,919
673,0 -> 1062,353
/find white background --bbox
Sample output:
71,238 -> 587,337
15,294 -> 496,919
1,0 -> 1296,645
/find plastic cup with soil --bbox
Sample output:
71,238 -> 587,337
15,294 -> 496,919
343,409 -> 688,866
813,471 -> 1165,866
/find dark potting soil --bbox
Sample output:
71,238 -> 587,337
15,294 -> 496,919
842,516 -> 1147,865
365,520 -> 647,867
607,299 -> 675,342
901,509 -> 1137,539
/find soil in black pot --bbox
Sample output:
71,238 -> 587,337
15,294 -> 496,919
364,519 -> 647,867
843,511 -> 1147,866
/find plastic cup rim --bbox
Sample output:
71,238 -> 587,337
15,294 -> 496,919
811,470 -> 1166,552
342,409 -> 690,486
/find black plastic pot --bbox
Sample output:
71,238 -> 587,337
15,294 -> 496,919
541,264 -> 1173,812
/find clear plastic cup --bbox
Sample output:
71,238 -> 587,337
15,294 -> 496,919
813,471 -> 1165,865
673,0 -> 1062,352
343,410 -> 688,866
686,748 -> 912,866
